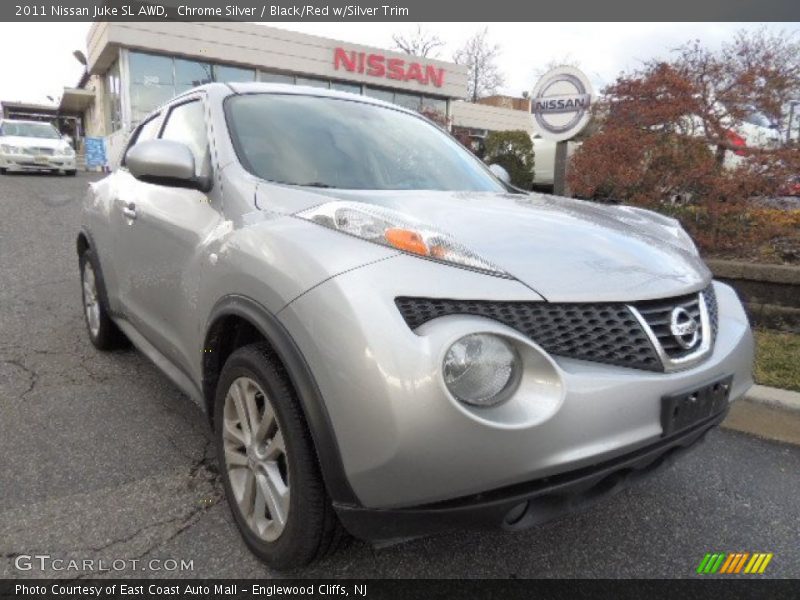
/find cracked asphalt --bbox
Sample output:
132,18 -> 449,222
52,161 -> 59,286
1,172 -> 798,579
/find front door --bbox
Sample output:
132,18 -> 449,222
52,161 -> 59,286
120,96 -> 221,375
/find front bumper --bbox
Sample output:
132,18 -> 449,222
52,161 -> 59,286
336,406 -> 725,541
0,153 -> 76,172
278,255 -> 754,513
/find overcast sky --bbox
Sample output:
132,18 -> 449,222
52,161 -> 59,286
0,22 -> 797,105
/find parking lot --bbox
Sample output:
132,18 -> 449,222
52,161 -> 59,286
1,171 -> 798,579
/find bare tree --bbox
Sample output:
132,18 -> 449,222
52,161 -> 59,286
533,55 -> 582,79
453,28 -> 505,102
392,25 -> 444,58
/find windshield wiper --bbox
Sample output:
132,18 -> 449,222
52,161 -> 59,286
297,181 -> 335,188
269,179 -> 337,189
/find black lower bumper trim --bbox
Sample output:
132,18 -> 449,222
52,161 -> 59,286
335,408 -> 728,541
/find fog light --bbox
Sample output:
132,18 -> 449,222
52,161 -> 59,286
443,334 -> 520,407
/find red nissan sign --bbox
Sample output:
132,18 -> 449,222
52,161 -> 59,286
333,47 -> 445,88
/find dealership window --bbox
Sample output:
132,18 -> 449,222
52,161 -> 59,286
363,87 -> 395,103
422,96 -> 448,115
175,58 -> 213,94
129,52 -> 175,124
331,81 -> 362,94
104,59 -> 123,132
258,71 -> 295,84
296,77 -> 330,89
214,65 -> 255,83
160,100 -> 210,178
393,92 -> 423,111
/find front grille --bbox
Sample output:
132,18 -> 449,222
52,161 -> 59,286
395,297 -> 662,371
395,285 -> 717,372
706,285 -> 719,339
634,293 -> 703,359
25,147 -> 54,156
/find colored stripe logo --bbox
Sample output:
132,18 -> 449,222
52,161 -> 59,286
696,552 -> 773,574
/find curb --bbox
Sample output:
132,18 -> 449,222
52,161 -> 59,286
743,384 -> 800,412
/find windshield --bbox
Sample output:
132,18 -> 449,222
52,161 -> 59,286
0,121 -> 61,139
226,94 -> 505,192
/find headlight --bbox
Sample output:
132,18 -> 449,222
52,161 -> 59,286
57,146 -> 75,157
443,334 -> 520,407
1,144 -> 22,154
297,201 -> 509,277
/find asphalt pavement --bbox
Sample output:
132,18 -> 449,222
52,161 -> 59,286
1,171 -> 798,579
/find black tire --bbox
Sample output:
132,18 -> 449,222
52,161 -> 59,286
66,170 -> 77,177
0,167 -> 6,175
79,248 -> 127,350
215,343 -> 347,569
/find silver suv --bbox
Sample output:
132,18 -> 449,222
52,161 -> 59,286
78,83 -> 754,569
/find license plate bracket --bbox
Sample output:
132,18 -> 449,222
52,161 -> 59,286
661,375 -> 733,437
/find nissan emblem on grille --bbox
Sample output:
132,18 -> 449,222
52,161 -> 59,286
670,307 -> 701,349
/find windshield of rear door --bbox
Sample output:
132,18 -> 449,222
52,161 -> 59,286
225,93 -> 505,192
0,121 -> 61,139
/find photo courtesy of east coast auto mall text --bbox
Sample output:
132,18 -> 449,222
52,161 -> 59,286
0,0 -> 798,598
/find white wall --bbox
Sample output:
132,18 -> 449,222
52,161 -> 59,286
451,101 -> 535,134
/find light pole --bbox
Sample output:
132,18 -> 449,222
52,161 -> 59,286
788,100 -> 800,145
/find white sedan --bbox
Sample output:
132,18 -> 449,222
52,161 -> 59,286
0,119 -> 77,176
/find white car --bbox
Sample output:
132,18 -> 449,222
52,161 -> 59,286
0,119 -> 77,176
722,108 -> 782,169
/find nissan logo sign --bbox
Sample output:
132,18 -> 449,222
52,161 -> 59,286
531,66 -> 594,142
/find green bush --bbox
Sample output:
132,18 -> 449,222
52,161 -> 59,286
483,130 -> 535,189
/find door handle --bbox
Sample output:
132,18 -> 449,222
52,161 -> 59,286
122,203 -> 137,220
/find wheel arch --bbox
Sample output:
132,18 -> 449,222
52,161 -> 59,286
203,295 -> 360,506
76,228 -> 117,319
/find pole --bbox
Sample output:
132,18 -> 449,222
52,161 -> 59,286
553,140 -> 570,197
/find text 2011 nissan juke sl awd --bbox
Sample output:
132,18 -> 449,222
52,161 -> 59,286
77,83 -> 754,568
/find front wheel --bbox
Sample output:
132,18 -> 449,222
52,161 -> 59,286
215,343 -> 346,569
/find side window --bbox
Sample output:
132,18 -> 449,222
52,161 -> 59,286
160,100 -> 210,178
122,115 -> 161,165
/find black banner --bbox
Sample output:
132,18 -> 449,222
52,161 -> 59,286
2,579 -> 800,600
2,0 -> 800,22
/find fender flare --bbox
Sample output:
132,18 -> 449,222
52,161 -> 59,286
205,295 -> 360,507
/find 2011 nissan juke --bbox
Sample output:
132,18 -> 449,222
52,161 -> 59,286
77,83 -> 754,569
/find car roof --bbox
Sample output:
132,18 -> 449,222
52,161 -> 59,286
178,81 -> 416,114
135,82 -> 425,131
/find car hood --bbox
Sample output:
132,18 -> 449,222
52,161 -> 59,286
1,135 -> 68,150
262,186 -> 711,302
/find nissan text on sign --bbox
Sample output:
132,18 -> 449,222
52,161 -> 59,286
334,48 -> 446,88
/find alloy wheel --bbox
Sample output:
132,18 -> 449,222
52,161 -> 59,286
82,262 -> 101,338
223,376 -> 290,542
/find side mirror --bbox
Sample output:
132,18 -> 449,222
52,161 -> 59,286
126,139 -> 206,190
489,163 -> 511,184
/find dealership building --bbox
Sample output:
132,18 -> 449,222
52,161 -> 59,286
58,21 -> 533,165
